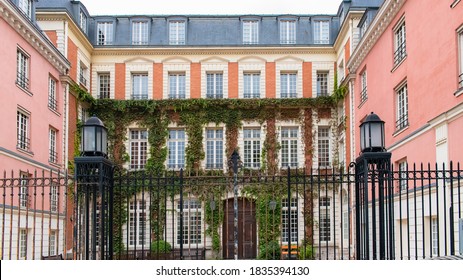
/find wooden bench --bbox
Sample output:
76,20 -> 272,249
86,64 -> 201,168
281,245 -> 298,259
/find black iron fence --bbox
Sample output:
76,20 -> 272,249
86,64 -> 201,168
0,162 -> 462,260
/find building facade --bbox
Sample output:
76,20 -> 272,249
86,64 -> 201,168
0,0 -> 70,259
1,0 -> 461,259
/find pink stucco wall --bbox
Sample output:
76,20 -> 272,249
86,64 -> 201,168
354,0 -> 463,165
0,18 -> 65,172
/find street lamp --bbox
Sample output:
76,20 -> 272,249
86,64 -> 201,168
81,116 -> 108,157
359,112 -> 385,153
74,116 -> 113,260
355,112 -> 392,260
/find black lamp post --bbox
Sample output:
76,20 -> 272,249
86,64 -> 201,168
74,116 -> 113,260
355,112 -> 393,260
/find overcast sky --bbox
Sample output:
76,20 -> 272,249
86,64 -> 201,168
80,0 -> 341,16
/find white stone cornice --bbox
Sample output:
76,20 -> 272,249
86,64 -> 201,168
333,10 -> 365,50
36,12 -> 93,52
0,0 -> 69,74
346,0 -> 406,73
91,46 -> 336,57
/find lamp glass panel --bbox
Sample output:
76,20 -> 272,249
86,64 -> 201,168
83,126 -> 95,152
360,124 -> 365,151
370,123 -> 383,148
102,129 -> 107,154
96,127 -> 102,152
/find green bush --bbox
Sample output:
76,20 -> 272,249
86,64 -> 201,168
150,240 -> 172,253
258,240 -> 281,260
298,244 -> 315,260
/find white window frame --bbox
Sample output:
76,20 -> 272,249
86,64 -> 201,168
177,199 -> 202,245
51,182 -> 58,212
169,21 -> 186,45
243,20 -> 259,44
19,172 -> 28,208
168,73 -> 186,99
19,0 -> 32,19
206,72 -> 223,99
80,10 -> 87,33
280,72 -> 297,98
132,21 -> 149,45
243,72 -> 260,98
280,20 -> 296,44
49,128 -> 57,164
281,127 -> 298,168
167,129 -> 186,170
394,19 -> 406,65
318,127 -> 330,168
79,62 -> 88,87
131,73 -> 148,100
281,198 -> 298,244
17,110 -> 29,151
319,197 -> 331,242
316,71 -> 329,97
431,217 -> 438,255
98,73 -> 111,99
97,22 -> 113,45
396,83 -> 408,131
314,20 -> 330,44
398,160 -> 408,191
342,191 -> 349,241
206,128 -> 224,170
243,128 -> 261,169
129,129 -> 148,170
49,230 -> 57,256
360,70 -> 367,103
458,28 -> 463,88
19,228 -> 28,259
17,48 -> 29,90
128,200 -> 149,247
48,76 -> 57,111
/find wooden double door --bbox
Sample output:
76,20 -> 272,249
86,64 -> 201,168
222,198 -> 257,259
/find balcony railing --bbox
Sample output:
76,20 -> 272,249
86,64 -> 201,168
48,97 -> 58,111
206,94 -> 223,99
49,150 -> 58,164
17,134 -> 30,151
79,73 -> 87,87
243,93 -> 260,98
168,94 -> 186,99
281,92 -> 297,98
395,114 -> 409,131
360,87 -> 368,103
131,94 -> 148,100
459,72 -> 463,88
206,163 -> 223,169
99,92 -> 110,99
16,72 -> 30,90
394,42 -> 407,65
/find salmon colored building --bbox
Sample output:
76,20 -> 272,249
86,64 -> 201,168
347,0 -> 463,167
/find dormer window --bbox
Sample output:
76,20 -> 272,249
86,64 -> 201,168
314,20 -> 330,44
243,20 -> 259,44
132,21 -> 149,45
80,10 -> 87,33
280,20 -> 296,44
19,0 -> 32,19
169,20 -> 186,45
97,22 -> 114,45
